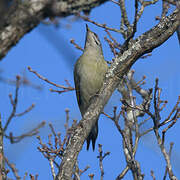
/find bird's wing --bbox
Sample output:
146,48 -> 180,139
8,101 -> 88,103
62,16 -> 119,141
74,62 -> 83,112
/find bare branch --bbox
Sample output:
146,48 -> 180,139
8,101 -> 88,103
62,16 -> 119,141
15,104 -> 35,117
0,74 -> 42,90
97,144 -> 110,180
150,170 -> 156,180
0,114 -> 6,179
162,109 -> 179,144
50,159 -> 56,180
5,157 -> 21,180
3,75 -> 20,132
124,0 -> 139,46
0,0 -> 109,60
5,121 -> 45,144
70,39 -> 83,51
77,13 -> 123,33
119,0 -> 131,28
29,174 -> 38,180
116,166 -> 129,180
163,142 -> 174,180
150,80 -> 178,179
28,66 -> 74,93
88,174 -> 94,180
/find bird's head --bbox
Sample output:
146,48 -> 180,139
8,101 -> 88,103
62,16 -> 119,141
84,24 -> 103,54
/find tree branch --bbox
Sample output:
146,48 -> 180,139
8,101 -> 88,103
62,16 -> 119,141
56,9 -> 180,180
0,0 -> 108,60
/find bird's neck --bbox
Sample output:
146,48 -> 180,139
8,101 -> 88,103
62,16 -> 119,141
83,47 -> 103,58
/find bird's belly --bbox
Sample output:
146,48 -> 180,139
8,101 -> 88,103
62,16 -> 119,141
80,69 -> 104,104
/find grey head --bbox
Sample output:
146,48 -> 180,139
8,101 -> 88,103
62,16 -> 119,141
84,24 -> 103,55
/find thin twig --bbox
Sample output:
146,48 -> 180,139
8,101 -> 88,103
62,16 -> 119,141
70,39 -> 83,51
49,159 -> 56,180
28,66 -> 74,92
4,76 -> 21,132
5,121 -> 45,143
162,109 -> 179,144
5,157 -> 21,180
163,142 -> 174,180
150,170 -> 156,180
15,104 -> 35,117
116,166 -> 129,179
97,144 -> 110,180
79,166 -> 90,176
124,0 -> 139,45
77,13 -> 123,33
88,174 -> 94,180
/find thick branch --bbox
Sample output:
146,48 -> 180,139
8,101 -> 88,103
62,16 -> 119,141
56,9 -> 180,180
0,0 -> 108,60
0,115 -> 6,179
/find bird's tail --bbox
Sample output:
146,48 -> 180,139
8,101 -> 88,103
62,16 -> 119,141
86,120 -> 98,151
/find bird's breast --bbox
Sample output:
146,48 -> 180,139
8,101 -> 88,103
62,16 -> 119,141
78,57 -> 108,105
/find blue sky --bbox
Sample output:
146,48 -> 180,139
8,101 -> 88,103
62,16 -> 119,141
0,1 -> 180,179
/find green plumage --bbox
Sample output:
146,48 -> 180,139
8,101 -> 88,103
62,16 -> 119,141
74,25 -> 108,150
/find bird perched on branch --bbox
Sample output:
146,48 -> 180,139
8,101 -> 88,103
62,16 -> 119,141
74,25 -> 108,150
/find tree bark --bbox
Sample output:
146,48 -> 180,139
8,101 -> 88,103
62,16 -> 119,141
0,0 -> 108,60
